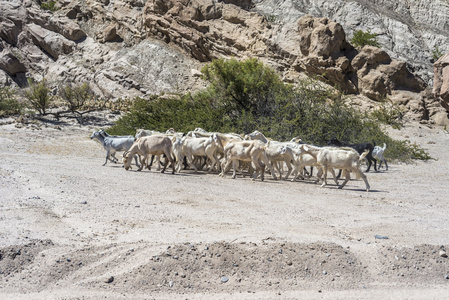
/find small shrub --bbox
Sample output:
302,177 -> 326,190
0,86 -> 23,116
267,15 -> 277,23
370,102 -> 404,129
24,78 -> 53,115
40,0 -> 57,12
350,30 -> 380,48
59,82 -> 95,113
432,46 -> 444,61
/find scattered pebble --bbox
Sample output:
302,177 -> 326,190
80,201 -> 87,204
375,235 -> 389,240
169,281 -> 174,287
221,276 -> 229,283
439,250 -> 447,258
105,276 -> 114,283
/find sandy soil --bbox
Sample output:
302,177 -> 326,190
1,112 -> 449,299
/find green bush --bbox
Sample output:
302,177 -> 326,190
432,46 -> 444,61
59,82 -> 95,113
370,102 -> 404,129
108,58 -> 431,162
350,30 -> 380,48
0,86 -> 24,116
24,78 -> 53,115
40,0 -> 57,12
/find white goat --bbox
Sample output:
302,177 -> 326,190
244,130 -> 304,178
90,130 -> 139,167
135,129 -> 162,139
301,145 -> 370,191
265,145 -> 296,180
172,134 -> 221,173
372,143 -> 388,170
122,135 -> 175,173
219,140 -> 277,181
290,150 -> 322,182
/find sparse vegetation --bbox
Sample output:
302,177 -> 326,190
108,58 -> 431,162
432,46 -> 444,61
40,0 -> 57,12
350,30 -> 380,48
24,78 -> 53,115
59,82 -> 95,113
267,15 -> 277,23
370,101 -> 404,129
0,86 -> 24,117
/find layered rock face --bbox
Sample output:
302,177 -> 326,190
0,0 -> 448,125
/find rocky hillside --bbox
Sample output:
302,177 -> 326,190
253,0 -> 449,85
1,0 -> 448,125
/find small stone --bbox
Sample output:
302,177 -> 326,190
286,261 -> 292,266
375,235 -> 389,240
221,276 -> 229,283
80,201 -> 87,204
439,250 -> 447,258
445,275 -> 449,280
105,276 -> 114,283
169,281 -> 174,287
323,270 -> 327,275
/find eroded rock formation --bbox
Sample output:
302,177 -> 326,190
434,53 -> 449,112
0,0 -> 448,124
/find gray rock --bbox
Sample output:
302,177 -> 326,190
375,235 -> 389,239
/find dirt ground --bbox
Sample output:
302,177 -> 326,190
1,112 -> 449,299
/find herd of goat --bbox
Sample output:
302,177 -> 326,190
90,128 -> 389,192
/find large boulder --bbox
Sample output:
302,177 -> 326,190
0,50 -> 27,75
433,53 -> 449,111
352,46 -> 425,100
25,24 -> 75,60
295,15 -> 357,93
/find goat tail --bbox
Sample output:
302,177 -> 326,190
359,149 -> 369,161
382,143 -> 387,151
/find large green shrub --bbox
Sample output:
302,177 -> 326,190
108,58 -> 431,162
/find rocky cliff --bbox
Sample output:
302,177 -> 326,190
1,0 -> 448,125
253,0 -> 449,85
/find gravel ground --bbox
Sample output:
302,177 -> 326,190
1,113 -> 449,299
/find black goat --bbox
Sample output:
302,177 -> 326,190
328,138 -> 377,172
